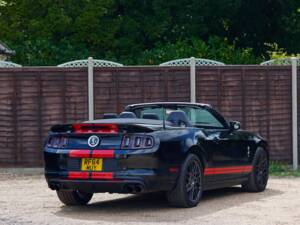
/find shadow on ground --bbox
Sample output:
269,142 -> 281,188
55,187 -> 282,223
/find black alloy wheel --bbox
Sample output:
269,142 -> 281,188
167,154 -> 203,207
242,147 -> 269,192
185,159 -> 202,203
254,150 -> 269,188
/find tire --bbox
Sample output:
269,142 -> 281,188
166,154 -> 203,208
56,190 -> 93,206
242,147 -> 269,192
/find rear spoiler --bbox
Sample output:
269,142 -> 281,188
51,124 -> 72,133
51,123 -> 118,134
50,123 -> 155,133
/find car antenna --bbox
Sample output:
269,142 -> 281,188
162,106 -> 166,129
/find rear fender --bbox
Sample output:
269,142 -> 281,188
187,145 -> 208,169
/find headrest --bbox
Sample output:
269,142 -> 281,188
102,113 -> 118,119
119,111 -> 137,118
142,113 -> 160,120
166,110 -> 192,127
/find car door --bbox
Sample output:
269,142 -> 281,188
210,110 -> 253,181
211,128 -> 250,166
185,107 -> 250,180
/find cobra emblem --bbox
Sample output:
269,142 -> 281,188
87,135 -> 100,148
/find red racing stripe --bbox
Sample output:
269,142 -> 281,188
69,150 -> 90,158
69,150 -> 115,158
92,150 -> 114,158
204,165 -> 253,176
91,172 -> 114,180
68,171 -> 89,179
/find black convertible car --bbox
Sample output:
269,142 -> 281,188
44,102 -> 269,207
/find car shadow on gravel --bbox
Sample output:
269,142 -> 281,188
55,187 -> 282,223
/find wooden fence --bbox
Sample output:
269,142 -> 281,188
0,66 -> 298,166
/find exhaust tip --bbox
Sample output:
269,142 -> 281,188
124,184 -> 144,193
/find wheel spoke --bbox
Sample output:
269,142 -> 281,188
185,159 -> 202,202
188,186 -> 194,200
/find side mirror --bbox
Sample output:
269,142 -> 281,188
229,121 -> 241,130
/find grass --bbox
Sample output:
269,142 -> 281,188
269,161 -> 300,177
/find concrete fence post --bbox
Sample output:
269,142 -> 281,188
190,57 -> 196,103
291,57 -> 298,170
88,57 -> 94,121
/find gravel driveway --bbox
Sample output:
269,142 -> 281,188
0,170 -> 299,225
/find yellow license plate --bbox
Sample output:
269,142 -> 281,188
81,158 -> 103,171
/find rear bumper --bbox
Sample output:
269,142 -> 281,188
45,170 -> 174,193
47,179 -> 146,193
44,147 -> 178,193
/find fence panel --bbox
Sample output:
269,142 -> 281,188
141,68 -> 167,102
267,67 -> 292,161
243,68 -> 270,142
94,67 -> 190,117
0,68 -> 87,166
64,70 -> 88,123
0,73 -> 16,165
165,67 -> 190,102
196,66 -> 292,161
15,72 -> 42,165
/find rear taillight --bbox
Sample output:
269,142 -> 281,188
121,135 -> 154,149
72,123 -> 118,134
47,136 -> 68,148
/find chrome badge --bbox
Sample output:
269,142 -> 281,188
87,135 -> 100,148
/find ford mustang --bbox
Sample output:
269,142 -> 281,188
44,102 -> 269,207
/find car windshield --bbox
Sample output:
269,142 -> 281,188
132,105 -> 224,128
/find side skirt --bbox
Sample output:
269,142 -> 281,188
203,177 -> 248,191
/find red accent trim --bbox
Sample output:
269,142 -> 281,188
69,150 -> 90,158
169,167 -> 179,173
92,150 -> 114,158
91,172 -> 114,180
68,171 -> 89,179
72,123 -> 119,134
204,166 -> 253,176
69,150 -> 115,158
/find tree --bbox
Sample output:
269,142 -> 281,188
0,0 -> 298,66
